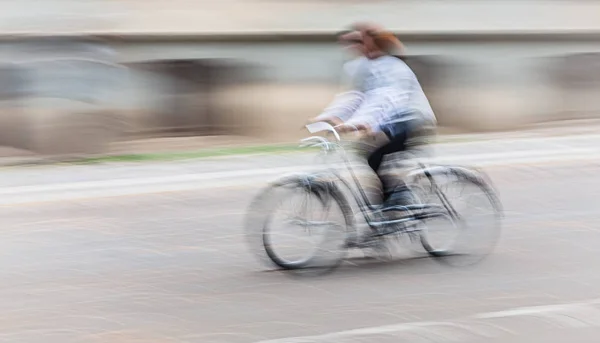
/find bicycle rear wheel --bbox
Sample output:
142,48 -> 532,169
408,166 -> 503,266
245,174 -> 354,273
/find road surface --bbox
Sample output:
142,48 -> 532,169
2,136 -> 600,342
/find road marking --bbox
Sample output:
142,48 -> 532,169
254,298 -> 600,343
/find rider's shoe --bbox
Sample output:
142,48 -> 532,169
346,229 -> 385,248
364,239 -> 393,261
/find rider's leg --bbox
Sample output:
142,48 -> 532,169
369,118 -> 433,206
367,127 -> 408,174
366,121 -> 412,205
354,131 -> 389,206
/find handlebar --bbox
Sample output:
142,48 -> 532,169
305,122 -> 364,140
301,121 -> 368,153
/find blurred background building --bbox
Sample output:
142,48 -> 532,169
0,0 -> 599,154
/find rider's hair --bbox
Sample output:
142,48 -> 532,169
371,31 -> 405,58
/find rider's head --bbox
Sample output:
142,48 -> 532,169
352,22 -> 405,59
337,30 -> 365,57
351,22 -> 381,58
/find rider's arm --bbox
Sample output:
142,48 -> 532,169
343,90 -> 403,133
312,58 -> 367,124
313,90 -> 365,124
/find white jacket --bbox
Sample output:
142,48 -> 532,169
318,56 -> 436,133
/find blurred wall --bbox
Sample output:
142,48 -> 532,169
107,34 -> 600,141
0,37 -> 126,155
1,0 -> 600,152
0,33 -> 599,153
73,0 -> 600,35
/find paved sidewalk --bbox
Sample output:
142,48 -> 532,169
0,133 -> 600,205
2,119 -> 600,167
2,133 -> 600,188
87,119 -> 600,155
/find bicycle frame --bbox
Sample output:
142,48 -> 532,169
302,122 -> 448,231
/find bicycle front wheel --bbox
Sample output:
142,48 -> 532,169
245,174 -> 354,272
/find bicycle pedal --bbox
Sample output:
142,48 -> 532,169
345,237 -> 369,249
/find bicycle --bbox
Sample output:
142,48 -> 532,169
245,122 -> 503,274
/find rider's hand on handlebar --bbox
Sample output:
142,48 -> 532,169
356,124 -> 376,140
334,123 -> 356,133
355,123 -> 372,134
347,123 -> 376,140
335,123 -> 374,140
306,116 -> 342,127
339,123 -> 372,134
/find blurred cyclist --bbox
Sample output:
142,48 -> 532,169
310,23 -> 437,207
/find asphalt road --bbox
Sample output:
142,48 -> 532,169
2,160 -> 600,343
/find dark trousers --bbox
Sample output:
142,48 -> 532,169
367,120 -> 420,197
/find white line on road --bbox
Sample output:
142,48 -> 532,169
254,298 -> 600,343
1,148 -> 599,205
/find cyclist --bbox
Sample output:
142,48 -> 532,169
310,24 -> 437,207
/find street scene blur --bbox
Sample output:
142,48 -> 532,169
2,0 -> 600,342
